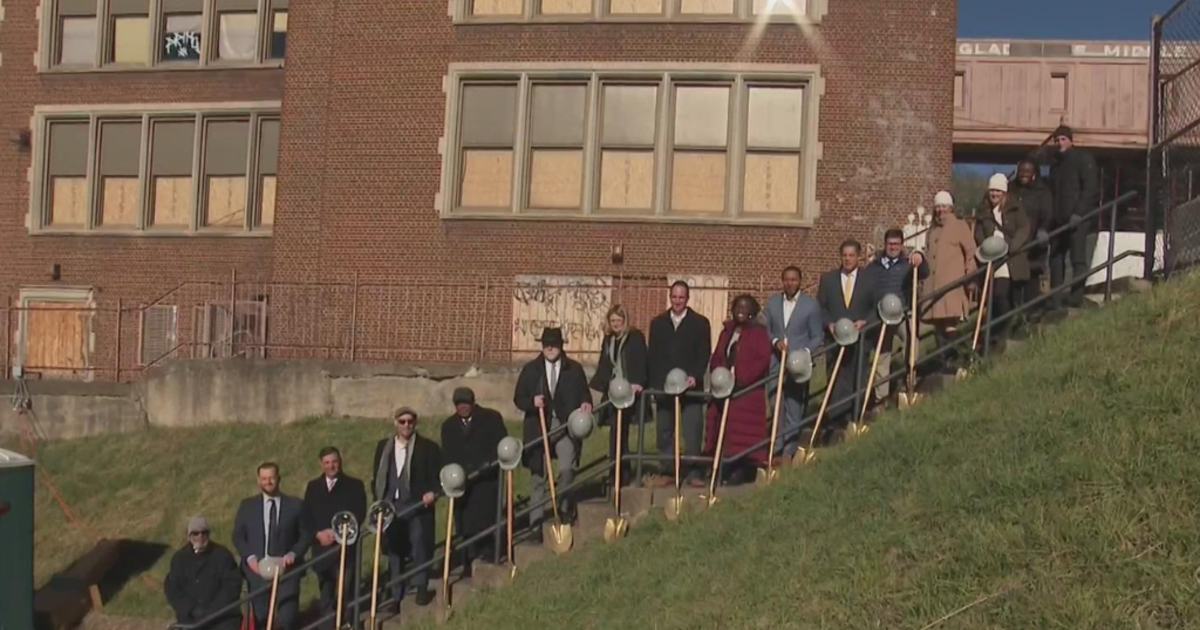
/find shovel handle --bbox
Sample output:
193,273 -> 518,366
807,347 -> 845,451
707,367 -> 736,500
506,471 -> 514,574
908,265 -> 919,394
335,524 -> 348,630
673,396 -> 682,493
368,511 -> 383,630
858,328 -> 888,424
537,407 -> 561,525
971,261 -> 994,354
614,409 -> 623,515
766,346 -> 787,479
441,497 -> 455,608
265,570 -> 280,630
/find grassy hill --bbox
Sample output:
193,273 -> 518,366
16,415 -> 615,618
414,274 -> 1200,629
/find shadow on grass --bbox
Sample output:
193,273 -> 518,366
100,540 -> 171,603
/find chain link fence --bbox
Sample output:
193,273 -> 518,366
1150,0 -> 1200,274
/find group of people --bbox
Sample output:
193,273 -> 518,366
164,126 -> 1101,630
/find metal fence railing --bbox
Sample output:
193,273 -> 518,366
1149,0 -> 1200,276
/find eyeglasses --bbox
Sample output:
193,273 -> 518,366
189,531 -> 210,536
395,418 -> 415,426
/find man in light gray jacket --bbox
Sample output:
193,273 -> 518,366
763,266 -> 824,461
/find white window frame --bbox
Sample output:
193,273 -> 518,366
29,101 -> 281,236
38,0 -> 287,72
450,0 -> 827,25
438,62 -> 825,227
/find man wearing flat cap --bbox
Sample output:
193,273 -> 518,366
371,407 -> 440,609
513,327 -> 592,541
164,516 -> 242,630
1047,124 -> 1099,310
440,387 -> 507,575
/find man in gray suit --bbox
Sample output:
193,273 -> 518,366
232,462 -> 311,630
764,266 -> 824,460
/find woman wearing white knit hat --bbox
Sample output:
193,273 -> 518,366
973,173 -> 1031,339
921,190 -> 977,373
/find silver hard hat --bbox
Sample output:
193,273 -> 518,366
497,436 -> 523,471
877,293 -> 905,326
439,463 -> 466,499
710,367 -> 735,399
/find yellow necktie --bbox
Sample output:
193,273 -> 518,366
843,273 -> 853,308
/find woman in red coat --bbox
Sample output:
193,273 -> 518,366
703,294 -> 771,485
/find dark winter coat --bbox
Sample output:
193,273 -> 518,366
1049,147 -> 1099,225
513,353 -> 592,474
163,543 -> 243,630
974,199 -> 1032,281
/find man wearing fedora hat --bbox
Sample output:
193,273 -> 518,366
440,387 -> 508,574
514,327 -> 592,541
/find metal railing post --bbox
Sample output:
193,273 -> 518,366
1105,198 -> 1118,302
228,269 -> 237,358
853,336 -> 865,420
352,535 -> 363,629
1145,15 -> 1163,280
984,278 -> 995,357
635,394 -> 647,485
494,472 -> 504,564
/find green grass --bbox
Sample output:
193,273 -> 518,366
414,275 -> 1200,630
16,417 -> 614,618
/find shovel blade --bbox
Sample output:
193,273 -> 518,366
603,518 -> 616,544
545,523 -> 573,555
897,392 -> 911,409
955,367 -> 970,381
509,564 -> 517,580
664,495 -> 683,521
754,467 -> 779,487
793,448 -> 816,466
846,422 -> 869,438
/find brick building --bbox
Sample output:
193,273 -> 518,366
0,0 -> 956,380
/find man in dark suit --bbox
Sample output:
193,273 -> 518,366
647,281 -> 711,487
764,266 -> 824,460
1047,125 -> 1099,310
816,239 -> 880,436
440,387 -> 507,575
371,407 -> 440,610
863,229 -> 929,406
513,327 -> 593,540
231,463 -> 311,630
303,447 -> 367,629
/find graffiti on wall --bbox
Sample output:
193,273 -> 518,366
512,275 -> 613,363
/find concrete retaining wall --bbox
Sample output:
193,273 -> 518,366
0,360 -> 560,440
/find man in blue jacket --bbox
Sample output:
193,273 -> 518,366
763,266 -> 823,461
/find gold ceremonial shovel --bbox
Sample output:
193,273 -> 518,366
664,396 -> 685,521
506,470 -> 517,579
603,408 -> 630,543
794,346 -> 846,466
701,367 -> 735,508
847,326 -> 886,440
440,497 -> 455,610
537,408 -> 573,555
959,259 -> 995,381
898,267 -> 923,409
757,347 -> 788,486
330,512 -> 359,630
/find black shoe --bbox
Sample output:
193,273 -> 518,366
415,590 -> 435,607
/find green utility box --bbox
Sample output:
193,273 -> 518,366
0,449 -> 34,630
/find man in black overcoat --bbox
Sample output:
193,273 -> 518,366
303,446 -> 367,629
440,387 -> 508,574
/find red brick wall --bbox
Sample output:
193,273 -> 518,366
271,0 -> 957,361
0,0 -> 283,375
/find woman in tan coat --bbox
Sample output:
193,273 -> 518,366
921,191 -> 977,373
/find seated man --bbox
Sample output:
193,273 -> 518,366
164,516 -> 243,630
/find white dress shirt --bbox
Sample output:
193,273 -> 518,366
325,476 -> 337,492
261,495 -> 278,558
392,437 -> 409,500
782,293 -> 798,329
670,309 -> 686,329
544,359 -> 560,396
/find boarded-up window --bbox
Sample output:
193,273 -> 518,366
753,0 -> 804,14
202,119 -> 249,228
46,121 -> 90,228
140,305 -> 178,364
540,0 -> 589,13
743,85 -> 803,215
58,15 -> 98,65
472,0 -> 522,14
257,118 -> 279,226
599,84 -> 657,212
98,120 -> 142,227
953,72 -> 965,109
679,0 -> 732,14
216,2 -> 257,61
109,0 -> 150,64
162,0 -> 203,62
150,119 -> 196,228
20,291 -> 93,381
529,84 -> 586,209
512,275 -> 612,364
666,275 -> 728,350
608,0 -> 661,13
1050,73 -> 1068,111
459,84 -> 517,209
672,85 -> 729,213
